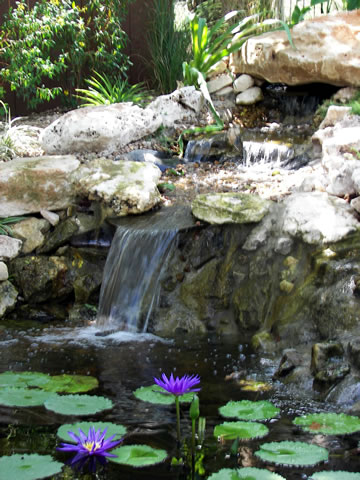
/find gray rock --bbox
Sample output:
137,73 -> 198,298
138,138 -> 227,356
235,86 -> 263,105
0,262 -> 8,281
40,210 -> 60,226
207,74 -> 233,94
0,235 -> 22,261
0,281 -> 18,317
233,74 -> 254,93
11,218 -> 50,254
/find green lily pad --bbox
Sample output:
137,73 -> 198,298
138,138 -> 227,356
109,444 -> 167,467
133,384 -> 194,405
0,371 -> 98,393
44,394 -> 113,416
57,421 -> 127,442
255,441 -> 329,467
293,412 -> 360,435
311,472 -> 360,480
208,467 -> 286,480
214,421 -> 269,440
219,400 -> 280,421
238,379 -> 272,392
0,387 -> 55,407
0,454 -> 63,479
0,371 -> 49,388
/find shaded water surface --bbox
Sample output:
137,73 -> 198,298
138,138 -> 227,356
0,327 -> 359,478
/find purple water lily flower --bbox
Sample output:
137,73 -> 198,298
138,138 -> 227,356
154,373 -> 201,396
57,426 -> 122,472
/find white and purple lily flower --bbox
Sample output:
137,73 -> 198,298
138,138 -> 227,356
154,373 -> 201,396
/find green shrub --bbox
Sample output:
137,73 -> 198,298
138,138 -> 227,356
0,0 -> 133,110
147,0 -> 191,94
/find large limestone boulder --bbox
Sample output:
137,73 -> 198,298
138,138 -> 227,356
11,218 -> 50,254
76,158 -> 162,217
191,192 -> 272,224
41,103 -> 162,155
0,155 -> 80,216
230,10 -> 360,87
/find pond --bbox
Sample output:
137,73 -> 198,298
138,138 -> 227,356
0,324 -> 359,479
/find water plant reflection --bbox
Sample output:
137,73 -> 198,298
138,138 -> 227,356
57,426 -> 123,472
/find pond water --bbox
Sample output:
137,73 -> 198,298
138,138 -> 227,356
0,325 -> 359,479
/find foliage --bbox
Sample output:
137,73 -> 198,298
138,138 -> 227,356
147,0 -> 191,94
75,72 -> 151,107
109,444 -> 167,467
311,472 -> 360,479
214,421 -> 269,440
0,387 -> 55,407
0,216 -> 26,236
208,467 -> 286,480
0,454 -> 63,480
57,421 -> 127,443
293,412 -> 360,435
44,393 -> 113,415
0,0 -> 133,109
310,0 -> 360,12
219,400 -> 280,421
133,384 -> 194,404
255,441 -> 329,467
290,2 -> 311,26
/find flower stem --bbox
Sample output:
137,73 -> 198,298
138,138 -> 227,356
175,395 -> 181,445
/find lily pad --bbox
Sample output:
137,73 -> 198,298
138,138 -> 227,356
255,441 -> 329,467
238,379 -> 272,392
133,384 -> 194,405
0,454 -> 63,479
109,444 -> 167,467
219,400 -> 280,421
0,387 -> 55,407
57,421 -> 127,442
208,467 -> 286,480
44,394 -> 113,416
214,421 -> 269,440
0,371 -> 49,388
293,412 -> 360,436
311,472 -> 360,480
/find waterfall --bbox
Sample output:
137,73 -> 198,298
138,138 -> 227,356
97,206 -> 196,332
243,140 -> 294,167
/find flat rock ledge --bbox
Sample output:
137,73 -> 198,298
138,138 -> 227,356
191,192 -> 272,225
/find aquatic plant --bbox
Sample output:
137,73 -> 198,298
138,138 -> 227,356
214,421 -> 269,440
75,72 -> 151,107
311,471 -> 360,479
0,387 -> 54,407
109,444 -> 168,467
293,412 -> 360,435
57,421 -> 127,443
219,400 -> 280,421
154,372 -> 201,443
133,384 -> 195,405
0,454 -> 63,479
44,393 -> 113,416
255,440 -> 329,467
208,467 -> 286,480
57,426 -> 122,472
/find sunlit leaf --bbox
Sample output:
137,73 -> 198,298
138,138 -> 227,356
293,413 -> 360,436
57,421 -> 127,442
311,471 -> 360,479
255,441 -> 329,467
133,384 -> 194,405
44,394 -> 113,416
214,421 -> 269,440
219,400 -> 280,421
40,374 -> 99,393
238,379 -> 272,392
208,467 -> 286,480
0,454 -> 63,479
0,387 -> 55,407
109,444 -> 167,467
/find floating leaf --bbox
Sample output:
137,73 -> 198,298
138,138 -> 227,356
39,374 -> 99,393
0,387 -> 55,407
238,379 -> 272,392
255,441 -> 329,467
214,421 -> 269,440
0,454 -> 63,479
0,371 -> 49,388
44,394 -> 113,416
57,421 -> 127,442
219,400 -> 280,421
133,384 -> 194,405
293,413 -> 360,436
311,472 -> 360,480
208,467 -> 286,480
109,444 -> 167,467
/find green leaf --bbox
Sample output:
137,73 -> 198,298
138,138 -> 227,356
311,472 -> 360,480
255,441 -> 329,467
133,384 -> 194,405
57,421 -> 127,442
214,421 -> 269,440
44,394 -> 113,416
219,400 -> 280,421
158,183 -> 176,193
293,412 -> 360,435
208,467 -> 286,480
0,387 -> 55,407
39,374 -> 99,393
109,444 -> 167,467
0,454 -> 63,479
0,371 -> 49,388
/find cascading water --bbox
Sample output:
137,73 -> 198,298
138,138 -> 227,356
97,206 -> 196,332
